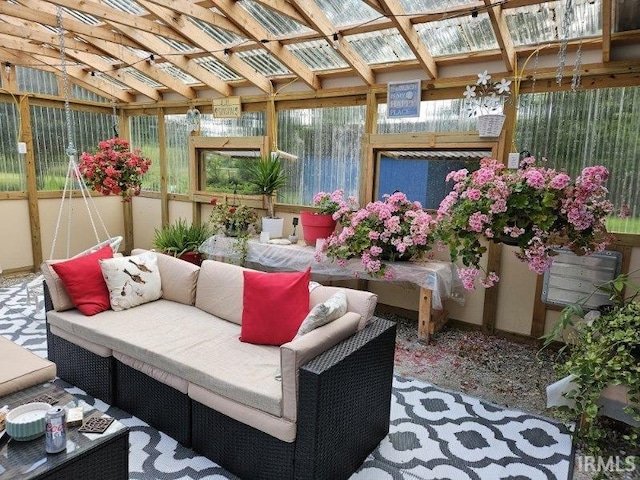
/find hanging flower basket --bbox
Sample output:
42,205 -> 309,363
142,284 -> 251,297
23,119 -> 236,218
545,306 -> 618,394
477,114 -> 506,138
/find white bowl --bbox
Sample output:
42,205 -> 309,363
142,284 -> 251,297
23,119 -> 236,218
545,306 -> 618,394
5,402 -> 52,441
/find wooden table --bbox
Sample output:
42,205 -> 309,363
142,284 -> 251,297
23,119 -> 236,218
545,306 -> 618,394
200,235 -> 462,343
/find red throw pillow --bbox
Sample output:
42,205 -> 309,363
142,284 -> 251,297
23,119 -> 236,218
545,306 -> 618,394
51,245 -> 113,316
240,269 -> 311,345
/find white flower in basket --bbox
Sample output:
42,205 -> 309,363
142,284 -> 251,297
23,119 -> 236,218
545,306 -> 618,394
463,71 -> 512,117
464,71 -> 511,137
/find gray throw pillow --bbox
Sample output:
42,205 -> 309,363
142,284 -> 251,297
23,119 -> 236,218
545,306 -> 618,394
295,289 -> 348,339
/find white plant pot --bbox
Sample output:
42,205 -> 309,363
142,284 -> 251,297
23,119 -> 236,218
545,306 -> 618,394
261,217 -> 284,239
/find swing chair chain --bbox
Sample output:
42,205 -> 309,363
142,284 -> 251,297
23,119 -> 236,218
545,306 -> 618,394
56,8 -> 76,157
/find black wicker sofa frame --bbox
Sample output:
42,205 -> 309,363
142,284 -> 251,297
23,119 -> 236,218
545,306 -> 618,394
44,283 -> 396,480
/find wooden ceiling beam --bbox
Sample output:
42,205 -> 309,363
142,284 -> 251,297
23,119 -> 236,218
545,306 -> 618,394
139,0 -> 245,37
251,0 -> 309,26
138,0 -> 272,93
483,0 -> 516,72
288,0 -> 374,85
0,20 -> 104,57
83,36 -> 197,99
59,48 -> 163,101
105,26 -> 233,97
39,0 -> 195,46
6,1 -> 143,51
210,0 -> 321,90
376,0 -> 438,78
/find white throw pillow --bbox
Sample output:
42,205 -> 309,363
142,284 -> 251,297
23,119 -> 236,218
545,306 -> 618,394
294,289 -> 347,339
99,252 -> 162,311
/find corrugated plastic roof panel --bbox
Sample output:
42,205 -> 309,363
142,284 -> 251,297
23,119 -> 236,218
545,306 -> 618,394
101,0 -> 146,15
415,14 -> 499,57
346,29 -> 415,64
195,57 -> 243,82
505,0 -> 602,47
187,16 -> 246,46
121,67 -> 162,88
156,35 -> 198,54
239,0 -> 312,37
399,0 -> 477,15
156,63 -> 199,85
95,72 -> 129,90
315,0 -> 380,28
236,50 -> 290,76
288,40 -> 349,70
61,6 -> 100,25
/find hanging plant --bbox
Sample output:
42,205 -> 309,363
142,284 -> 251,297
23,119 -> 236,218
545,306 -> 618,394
79,138 -> 151,202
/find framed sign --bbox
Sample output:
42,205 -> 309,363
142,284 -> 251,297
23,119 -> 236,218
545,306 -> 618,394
212,97 -> 242,118
386,79 -> 421,118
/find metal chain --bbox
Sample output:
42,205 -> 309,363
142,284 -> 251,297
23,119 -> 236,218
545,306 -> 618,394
571,42 -> 583,92
556,0 -> 574,85
56,8 -> 76,156
111,99 -> 119,137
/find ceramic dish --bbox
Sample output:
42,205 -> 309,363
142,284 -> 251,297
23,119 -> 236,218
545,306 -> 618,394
5,402 -> 52,441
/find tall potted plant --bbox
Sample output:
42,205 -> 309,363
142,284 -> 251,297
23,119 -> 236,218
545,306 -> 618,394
246,154 -> 287,238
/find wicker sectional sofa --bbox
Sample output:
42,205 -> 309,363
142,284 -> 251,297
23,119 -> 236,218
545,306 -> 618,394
42,251 -> 396,480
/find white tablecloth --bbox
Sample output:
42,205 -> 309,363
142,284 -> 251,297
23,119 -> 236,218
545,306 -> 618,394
200,235 -> 463,310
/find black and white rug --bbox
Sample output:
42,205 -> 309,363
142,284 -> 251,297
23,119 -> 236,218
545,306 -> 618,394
0,280 -> 575,479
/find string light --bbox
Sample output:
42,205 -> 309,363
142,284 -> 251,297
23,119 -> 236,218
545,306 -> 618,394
331,33 -> 339,50
148,54 -> 155,65
223,48 -> 231,62
471,8 -> 478,18
4,62 -> 10,74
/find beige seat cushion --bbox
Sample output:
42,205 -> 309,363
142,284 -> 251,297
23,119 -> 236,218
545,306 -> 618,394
131,249 -> 200,305
47,300 -> 282,416
195,260 -> 250,325
0,336 -> 56,397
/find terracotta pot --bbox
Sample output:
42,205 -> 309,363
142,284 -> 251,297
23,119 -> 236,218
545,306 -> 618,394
178,250 -> 203,266
300,211 -> 337,246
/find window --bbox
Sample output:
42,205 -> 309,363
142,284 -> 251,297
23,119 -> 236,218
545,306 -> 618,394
198,150 -> 259,194
376,150 -> 489,209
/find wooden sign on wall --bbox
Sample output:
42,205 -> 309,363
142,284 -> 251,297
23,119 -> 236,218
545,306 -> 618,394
212,97 -> 242,118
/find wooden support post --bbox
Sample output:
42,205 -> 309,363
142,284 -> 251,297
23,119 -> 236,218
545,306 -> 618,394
20,96 -> 43,270
418,287 -> 450,343
122,200 -> 134,254
158,108 -> 169,227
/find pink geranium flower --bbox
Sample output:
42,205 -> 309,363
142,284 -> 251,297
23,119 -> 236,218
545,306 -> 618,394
435,156 -> 615,290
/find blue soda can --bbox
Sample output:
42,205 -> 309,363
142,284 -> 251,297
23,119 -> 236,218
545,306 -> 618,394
45,406 -> 67,453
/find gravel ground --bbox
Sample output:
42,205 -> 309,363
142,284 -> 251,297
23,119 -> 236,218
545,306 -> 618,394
1,272 -> 637,479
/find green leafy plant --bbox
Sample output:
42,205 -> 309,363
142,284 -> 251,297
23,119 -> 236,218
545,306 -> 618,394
245,155 -> 287,218
542,272 -> 640,454
152,219 -> 211,257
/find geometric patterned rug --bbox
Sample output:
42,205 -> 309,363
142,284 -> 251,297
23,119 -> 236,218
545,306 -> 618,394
0,280 -> 575,480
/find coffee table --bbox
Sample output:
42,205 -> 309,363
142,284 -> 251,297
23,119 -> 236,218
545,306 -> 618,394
0,382 -> 129,480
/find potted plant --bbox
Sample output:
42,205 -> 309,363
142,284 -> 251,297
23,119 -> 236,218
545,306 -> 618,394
300,189 -> 357,246
246,154 -> 287,238
318,192 -> 436,278
79,137 -> 151,201
208,201 -> 258,264
152,218 -> 211,265
434,156 -> 614,290
462,70 -> 512,137
542,273 -> 640,454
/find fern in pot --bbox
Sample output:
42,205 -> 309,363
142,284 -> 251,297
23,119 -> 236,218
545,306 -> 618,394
152,219 -> 211,265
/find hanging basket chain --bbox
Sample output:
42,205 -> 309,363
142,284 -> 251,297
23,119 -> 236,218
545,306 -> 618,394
49,7 -> 114,259
56,8 -> 76,157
